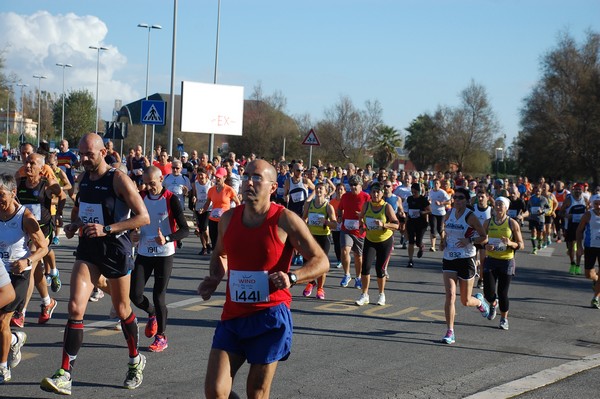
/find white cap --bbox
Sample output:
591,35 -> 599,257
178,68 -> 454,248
495,196 -> 510,209
181,152 -> 188,158
590,194 -> 600,203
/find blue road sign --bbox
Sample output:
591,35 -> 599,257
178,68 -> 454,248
177,143 -> 184,152
141,100 -> 166,125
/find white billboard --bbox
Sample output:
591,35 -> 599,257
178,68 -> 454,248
180,81 -> 244,136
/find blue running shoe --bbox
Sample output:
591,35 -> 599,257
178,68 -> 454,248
474,293 -> 490,318
354,277 -> 362,289
340,274 -> 351,287
442,329 -> 455,344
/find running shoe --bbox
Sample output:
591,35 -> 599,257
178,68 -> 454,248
0,366 -> 10,384
89,288 -> 104,302
340,274 -> 351,287
441,329 -> 455,344
574,265 -> 582,275
474,293 -> 490,318
52,236 -> 60,246
407,260 -> 414,268
376,293 -> 386,306
569,263 -> 576,275
8,331 -> 26,368
316,288 -> 325,300
429,247 -> 436,252
149,334 -> 168,352
354,277 -> 362,290
335,261 -> 342,269
123,354 -> 146,389
10,311 -> 24,328
355,293 -> 370,306
198,247 -> 206,256
302,283 -> 314,297
488,301 -> 498,321
499,318 -> 509,330
531,248 -> 538,255
50,271 -> 62,293
40,369 -> 72,395
591,297 -> 600,309
38,298 -> 57,324
417,245 -> 424,258
145,316 -> 158,338
206,245 -> 212,255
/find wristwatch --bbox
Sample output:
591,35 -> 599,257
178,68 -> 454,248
103,225 -> 112,235
287,272 -> 298,286
26,258 -> 33,267
165,235 -> 171,243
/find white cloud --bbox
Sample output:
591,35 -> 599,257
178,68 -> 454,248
0,11 -> 138,120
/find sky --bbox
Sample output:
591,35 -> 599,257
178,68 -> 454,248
1,0 -> 599,146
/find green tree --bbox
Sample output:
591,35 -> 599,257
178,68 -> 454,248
52,89 -> 95,144
370,124 -> 402,169
404,113 -> 445,170
518,30 -> 600,184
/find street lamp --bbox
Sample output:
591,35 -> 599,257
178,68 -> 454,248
138,23 -> 162,157
137,23 -> 162,158
33,74 -> 47,147
56,63 -> 72,141
89,45 -> 108,134
15,83 -> 28,144
4,85 -> 10,149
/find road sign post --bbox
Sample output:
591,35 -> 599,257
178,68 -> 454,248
302,128 -> 320,167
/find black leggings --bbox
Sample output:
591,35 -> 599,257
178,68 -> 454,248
406,220 -> 427,246
130,255 -> 174,335
331,231 -> 341,261
209,219 -> 219,249
483,269 -> 512,313
312,234 -> 331,256
362,235 -> 394,278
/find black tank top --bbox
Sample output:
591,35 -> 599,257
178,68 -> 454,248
17,177 -> 52,225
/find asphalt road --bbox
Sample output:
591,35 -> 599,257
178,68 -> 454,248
1,160 -> 599,399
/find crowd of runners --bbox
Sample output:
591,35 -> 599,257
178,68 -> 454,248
0,135 -> 599,397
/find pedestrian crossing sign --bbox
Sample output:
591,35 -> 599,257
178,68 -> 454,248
141,100 -> 166,125
302,129 -> 320,146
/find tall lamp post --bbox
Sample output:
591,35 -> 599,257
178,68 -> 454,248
56,63 -> 72,141
4,86 -> 10,149
32,74 -> 47,147
89,45 -> 108,134
137,23 -> 162,158
15,83 -> 28,144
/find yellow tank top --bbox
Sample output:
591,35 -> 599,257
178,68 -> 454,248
307,200 -> 330,236
487,217 -> 514,260
364,203 -> 393,243
52,166 -> 68,187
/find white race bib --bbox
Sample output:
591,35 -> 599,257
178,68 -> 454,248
78,202 -> 105,225
408,209 -> 421,219
365,217 -> 381,230
168,184 -> 183,195
488,237 -> 506,251
290,191 -> 304,203
277,187 -> 285,196
344,219 -> 360,230
143,237 -> 165,255
210,208 -> 224,219
308,213 -> 325,227
229,270 -> 270,303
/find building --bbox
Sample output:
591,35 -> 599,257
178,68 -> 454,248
0,110 -> 38,146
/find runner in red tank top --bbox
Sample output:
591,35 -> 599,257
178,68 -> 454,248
198,159 -> 329,399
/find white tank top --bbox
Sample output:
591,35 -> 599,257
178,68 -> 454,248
138,193 -> 176,257
443,208 -> 476,260
0,206 -> 31,272
194,180 -> 213,212
584,210 -> 600,248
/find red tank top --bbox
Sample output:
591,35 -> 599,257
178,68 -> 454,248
221,203 -> 294,320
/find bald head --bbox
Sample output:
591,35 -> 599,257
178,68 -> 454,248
79,133 -> 104,152
249,159 -> 276,182
143,165 -> 163,179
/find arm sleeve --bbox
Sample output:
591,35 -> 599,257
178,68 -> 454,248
168,194 -> 190,242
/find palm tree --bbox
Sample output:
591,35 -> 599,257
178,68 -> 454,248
371,124 -> 402,169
